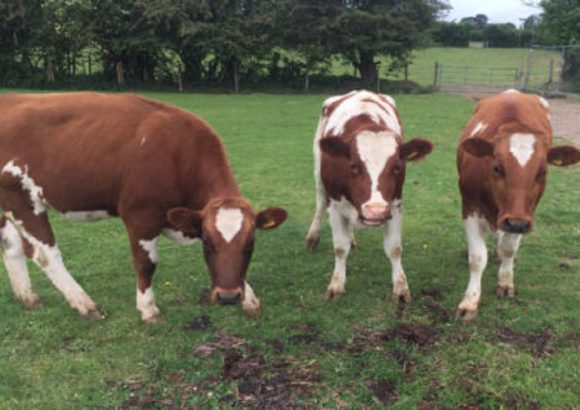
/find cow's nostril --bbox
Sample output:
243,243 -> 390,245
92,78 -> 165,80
504,219 -> 530,234
217,291 -> 241,305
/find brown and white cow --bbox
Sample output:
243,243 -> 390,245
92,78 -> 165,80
305,90 -> 433,301
0,92 -> 287,322
457,89 -> 580,321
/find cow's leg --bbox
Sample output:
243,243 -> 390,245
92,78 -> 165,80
325,206 -> 353,300
305,167 -> 326,252
127,232 -> 163,324
458,214 -> 488,322
242,281 -> 261,315
3,209 -> 101,318
383,203 -> 411,303
496,232 -> 522,298
0,217 -> 41,308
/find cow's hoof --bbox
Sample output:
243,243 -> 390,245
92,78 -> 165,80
84,306 -> 106,321
142,312 -> 164,324
325,288 -> 345,301
392,290 -> 412,304
305,234 -> 320,252
21,293 -> 42,309
496,285 -> 515,298
457,306 -> 478,323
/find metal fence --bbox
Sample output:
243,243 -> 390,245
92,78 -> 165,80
434,63 -> 522,92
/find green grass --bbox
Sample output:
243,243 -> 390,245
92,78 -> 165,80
1,91 -> 579,409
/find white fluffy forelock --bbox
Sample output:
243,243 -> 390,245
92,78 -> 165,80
325,91 -> 401,136
216,208 -> 244,243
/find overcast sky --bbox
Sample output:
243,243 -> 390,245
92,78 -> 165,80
444,0 -> 542,26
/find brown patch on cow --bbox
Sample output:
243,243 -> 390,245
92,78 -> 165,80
334,247 -> 346,258
367,379 -> 399,406
494,326 -> 556,356
390,246 -> 402,259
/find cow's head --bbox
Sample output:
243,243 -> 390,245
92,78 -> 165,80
462,134 -> 580,233
320,132 -> 432,225
166,198 -> 287,309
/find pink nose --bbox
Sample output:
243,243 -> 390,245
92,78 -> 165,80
362,203 -> 389,221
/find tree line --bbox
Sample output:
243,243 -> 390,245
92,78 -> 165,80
0,0 -> 578,91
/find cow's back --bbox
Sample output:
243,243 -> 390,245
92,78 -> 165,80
0,92 -> 229,213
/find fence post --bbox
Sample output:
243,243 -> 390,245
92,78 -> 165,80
548,59 -> 554,89
523,49 -> 532,90
433,62 -> 439,88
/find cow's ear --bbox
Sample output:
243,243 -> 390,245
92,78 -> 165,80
461,138 -> 494,158
319,138 -> 350,159
399,138 -> 433,162
548,145 -> 580,166
256,207 -> 287,230
166,207 -> 202,237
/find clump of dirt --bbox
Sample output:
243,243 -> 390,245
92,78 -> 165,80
184,314 -> 212,332
494,327 -> 556,357
194,332 -> 246,357
367,379 -> 399,406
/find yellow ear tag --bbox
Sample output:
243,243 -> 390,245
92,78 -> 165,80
407,151 -> 418,160
263,220 -> 276,229
552,159 -> 563,165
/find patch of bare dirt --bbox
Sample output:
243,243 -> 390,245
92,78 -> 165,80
493,326 -> 556,357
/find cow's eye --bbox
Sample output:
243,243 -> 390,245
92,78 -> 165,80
536,168 -> 547,180
492,164 -> 504,177
350,163 -> 362,175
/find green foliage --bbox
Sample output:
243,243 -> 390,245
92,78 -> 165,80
1,91 -> 579,408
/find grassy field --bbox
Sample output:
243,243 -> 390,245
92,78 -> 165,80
1,91 -> 579,409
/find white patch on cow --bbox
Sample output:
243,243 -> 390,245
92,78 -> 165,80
241,281 -> 260,314
323,90 -> 357,109
326,202 -> 355,297
215,207 -> 243,243
136,287 -> 160,322
140,136 -> 147,147
356,131 -> 397,206
2,160 -> 47,215
503,88 -> 519,94
62,210 -> 111,222
139,238 -> 159,263
509,133 -> 536,167
538,96 -> 549,108
458,213 -> 489,316
470,121 -> 488,138
325,90 -> 401,136
383,94 -> 396,107
383,202 -> 410,301
0,219 -> 39,306
4,211 -> 98,316
496,231 -> 522,293
305,115 -> 328,247
162,228 -> 199,245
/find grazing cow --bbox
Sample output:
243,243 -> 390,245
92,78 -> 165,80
457,89 -> 580,321
0,92 -> 287,323
305,90 -> 433,301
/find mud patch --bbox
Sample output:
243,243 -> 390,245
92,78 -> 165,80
184,314 -> 212,332
494,327 -> 555,357
194,332 -> 246,357
367,379 -> 398,406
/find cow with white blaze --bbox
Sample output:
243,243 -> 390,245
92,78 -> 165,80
305,90 -> 433,301
457,89 -> 580,321
0,92 -> 287,322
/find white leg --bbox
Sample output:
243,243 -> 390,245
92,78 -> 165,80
496,231 -> 522,298
241,281 -> 261,315
305,117 -> 327,251
0,220 -> 41,307
384,202 -> 411,303
136,287 -> 161,323
326,206 -> 353,300
458,214 -> 489,322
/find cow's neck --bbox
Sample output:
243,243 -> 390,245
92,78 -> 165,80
190,168 -> 243,210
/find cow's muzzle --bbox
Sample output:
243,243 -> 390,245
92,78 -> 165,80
361,203 -> 391,225
212,287 -> 243,305
502,218 -> 531,234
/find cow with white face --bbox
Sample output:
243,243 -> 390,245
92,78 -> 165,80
305,90 -> 433,302
457,89 -> 580,321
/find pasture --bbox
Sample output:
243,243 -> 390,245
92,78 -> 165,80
1,91 -> 579,408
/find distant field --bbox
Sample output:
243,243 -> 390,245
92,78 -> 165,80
1,91 -> 579,408
332,47 -> 562,89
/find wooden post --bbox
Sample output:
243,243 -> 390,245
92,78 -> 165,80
233,62 -> 239,94
433,62 -> 440,88
523,49 -> 532,90
548,59 -> 554,86
304,72 -> 310,92
177,72 -> 183,93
